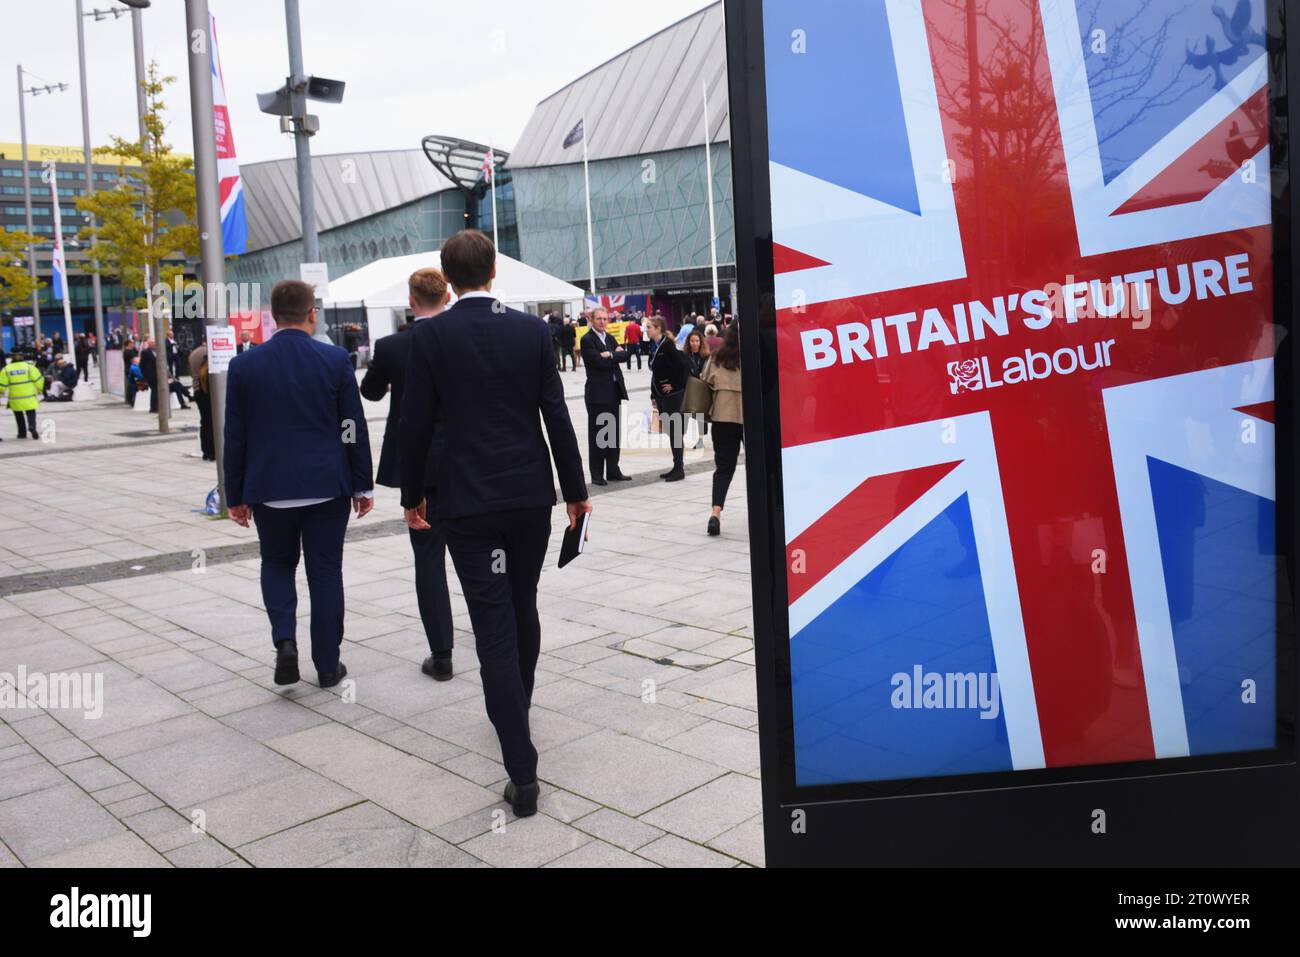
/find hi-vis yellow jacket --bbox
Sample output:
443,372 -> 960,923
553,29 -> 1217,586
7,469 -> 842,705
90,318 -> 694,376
0,361 -> 43,412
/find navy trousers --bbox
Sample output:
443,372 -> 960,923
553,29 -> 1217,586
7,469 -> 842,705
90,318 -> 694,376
410,487 -> 455,658
444,507 -> 552,785
253,496 -> 351,675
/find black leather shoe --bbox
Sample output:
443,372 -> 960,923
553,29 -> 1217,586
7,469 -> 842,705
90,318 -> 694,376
274,641 -> 300,686
591,478 -> 609,487
608,472 -> 633,482
318,663 -> 348,689
504,780 -> 540,818
664,469 -> 686,483
708,516 -> 721,537
659,469 -> 675,479
421,656 -> 454,682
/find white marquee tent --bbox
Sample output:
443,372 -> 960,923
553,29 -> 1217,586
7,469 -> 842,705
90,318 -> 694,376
323,250 -> 587,342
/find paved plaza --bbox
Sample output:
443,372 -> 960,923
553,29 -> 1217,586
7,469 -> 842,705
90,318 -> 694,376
0,363 -> 762,868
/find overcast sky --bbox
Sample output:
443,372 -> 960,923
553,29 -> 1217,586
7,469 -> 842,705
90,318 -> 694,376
3,0 -> 715,165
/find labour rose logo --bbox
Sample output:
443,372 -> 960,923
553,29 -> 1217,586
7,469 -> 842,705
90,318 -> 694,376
948,359 -> 982,395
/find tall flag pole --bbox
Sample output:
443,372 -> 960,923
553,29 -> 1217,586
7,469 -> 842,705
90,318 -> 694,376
482,148 -> 499,251
702,78 -> 720,308
562,116 -> 596,295
581,116 -> 596,294
210,11 -> 247,256
49,163 -> 75,357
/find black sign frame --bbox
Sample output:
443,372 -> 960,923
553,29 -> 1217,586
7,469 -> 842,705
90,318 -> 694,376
727,0 -> 1300,867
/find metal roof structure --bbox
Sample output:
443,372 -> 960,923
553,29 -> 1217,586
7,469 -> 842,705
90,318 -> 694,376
508,2 -> 728,170
422,136 -> 509,195
241,149 -> 457,253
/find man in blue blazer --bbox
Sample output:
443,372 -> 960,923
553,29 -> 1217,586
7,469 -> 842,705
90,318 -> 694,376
400,230 -> 591,818
224,280 -> 375,689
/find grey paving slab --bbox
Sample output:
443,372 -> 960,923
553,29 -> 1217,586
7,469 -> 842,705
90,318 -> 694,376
193,769 -> 363,848
640,772 -> 763,844
115,726 -> 301,808
564,688 -> 709,744
0,783 -> 125,862
61,756 -> 131,792
240,802 -> 481,868
217,699 -> 331,743
573,807 -> 665,852
121,807 -> 206,853
460,813 -> 591,868
0,759 -> 66,803
30,830 -> 171,868
708,814 -> 765,867
660,720 -> 761,774
545,840 -> 661,868
637,834 -> 739,868
268,723 -> 499,829
166,837 -> 238,868
542,729 -> 726,817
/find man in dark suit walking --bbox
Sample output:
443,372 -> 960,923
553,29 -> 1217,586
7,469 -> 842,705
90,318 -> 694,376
580,307 -> 632,487
225,280 -> 375,689
400,230 -> 591,819
361,268 -> 457,681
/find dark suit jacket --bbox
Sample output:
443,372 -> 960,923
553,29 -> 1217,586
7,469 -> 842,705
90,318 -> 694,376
650,336 -> 689,399
580,329 -> 629,407
399,296 -> 587,519
141,348 -> 158,387
360,320 -> 442,490
223,328 -> 374,507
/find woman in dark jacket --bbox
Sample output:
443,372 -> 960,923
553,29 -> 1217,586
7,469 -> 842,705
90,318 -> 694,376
682,330 -> 711,447
648,314 -> 689,481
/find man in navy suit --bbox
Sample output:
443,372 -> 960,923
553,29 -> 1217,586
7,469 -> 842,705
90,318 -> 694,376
224,280 -> 375,689
361,268 -> 456,681
580,307 -> 632,486
400,230 -> 591,819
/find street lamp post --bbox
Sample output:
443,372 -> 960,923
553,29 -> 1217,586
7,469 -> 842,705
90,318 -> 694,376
118,0 -> 167,434
185,0 -> 228,510
285,0 -> 319,267
75,0 -> 113,392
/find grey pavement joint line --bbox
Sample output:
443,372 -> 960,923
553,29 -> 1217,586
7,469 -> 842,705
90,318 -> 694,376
0,432 -> 200,459
0,461 -> 717,597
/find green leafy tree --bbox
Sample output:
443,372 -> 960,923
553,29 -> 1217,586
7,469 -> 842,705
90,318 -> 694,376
0,227 -> 43,318
76,61 -> 198,329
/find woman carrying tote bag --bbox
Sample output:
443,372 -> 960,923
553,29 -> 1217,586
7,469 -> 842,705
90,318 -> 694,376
701,324 -> 743,537
681,330 -> 712,447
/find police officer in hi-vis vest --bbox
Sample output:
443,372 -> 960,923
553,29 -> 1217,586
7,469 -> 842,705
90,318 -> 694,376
0,348 -> 44,441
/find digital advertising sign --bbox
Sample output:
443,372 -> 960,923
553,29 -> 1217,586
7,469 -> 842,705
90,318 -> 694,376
727,0 -> 1300,866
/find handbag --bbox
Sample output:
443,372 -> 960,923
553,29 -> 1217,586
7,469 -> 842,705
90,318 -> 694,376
682,375 -> 710,415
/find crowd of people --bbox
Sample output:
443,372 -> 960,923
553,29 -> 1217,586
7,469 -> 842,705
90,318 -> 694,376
215,229 -> 746,820
2,231 -> 746,820
0,332 -> 104,441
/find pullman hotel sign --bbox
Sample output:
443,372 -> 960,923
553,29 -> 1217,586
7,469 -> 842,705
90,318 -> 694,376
726,0 -> 1299,866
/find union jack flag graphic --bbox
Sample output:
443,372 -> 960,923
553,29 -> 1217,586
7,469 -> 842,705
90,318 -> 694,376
764,0 -> 1278,786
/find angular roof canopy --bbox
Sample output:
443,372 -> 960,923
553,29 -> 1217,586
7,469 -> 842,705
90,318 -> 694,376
508,2 -> 728,170
241,149 -> 457,253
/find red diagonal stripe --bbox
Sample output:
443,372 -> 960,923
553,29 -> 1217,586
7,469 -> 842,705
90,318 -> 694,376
1236,401 -> 1275,423
787,461 -> 962,604
1113,86 -> 1268,215
773,243 -> 831,275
